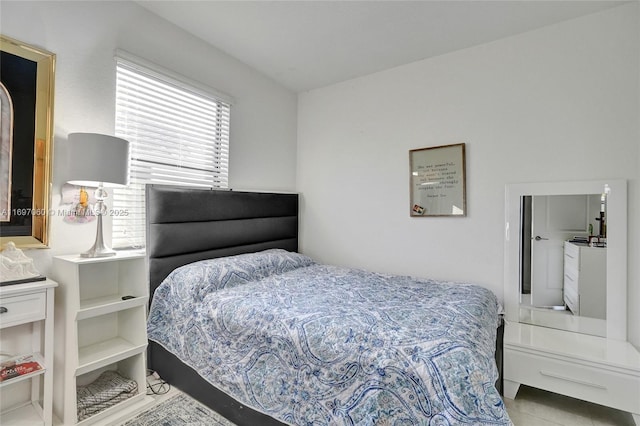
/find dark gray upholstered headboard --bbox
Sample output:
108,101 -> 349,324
146,185 -> 298,298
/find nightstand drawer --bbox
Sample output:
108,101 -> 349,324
505,348 -> 640,414
0,292 -> 46,328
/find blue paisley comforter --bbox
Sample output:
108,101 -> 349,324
147,249 -> 511,425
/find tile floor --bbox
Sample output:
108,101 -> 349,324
505,385 -> 636,426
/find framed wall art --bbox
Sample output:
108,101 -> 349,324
409,143 -> 466,217
0,35 -> 55,248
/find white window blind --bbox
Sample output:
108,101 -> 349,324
112,56 -> 230,249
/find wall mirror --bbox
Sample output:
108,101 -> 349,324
504,180 -> 627,340
0,35 -> 55,248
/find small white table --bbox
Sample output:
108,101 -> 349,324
0,279 -> 57,426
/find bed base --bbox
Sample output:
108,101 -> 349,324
149,341 -> 286,425
496,315 -> 505,395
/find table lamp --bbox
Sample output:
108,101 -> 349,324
67,133 -> 129,257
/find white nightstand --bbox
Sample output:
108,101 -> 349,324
52,252 -> 153,425
0,279 -> 57,426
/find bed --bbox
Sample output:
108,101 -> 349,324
145,185 -> 509,425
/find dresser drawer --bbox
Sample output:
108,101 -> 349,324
563,270 -> 578,292
564,242 -> 580,271
505,348 -> 640,414
563,268 -> 579,314
564,241 -> 580,257
0,291 -> 46,328
563,286 -> 578,314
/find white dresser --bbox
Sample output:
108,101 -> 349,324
504,179 -> 636,424
563,242 -> 606,319
504,322 -> 640,424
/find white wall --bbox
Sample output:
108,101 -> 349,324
297,4 -> 640,345
1,1 -> 298,273
632,14 -> 640,346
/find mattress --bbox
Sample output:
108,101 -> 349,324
147,249 -> 511,425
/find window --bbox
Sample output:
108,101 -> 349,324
112,54 -> 230,249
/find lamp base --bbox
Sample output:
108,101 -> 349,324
80,245 -> 117,258
81,196 -> 116,258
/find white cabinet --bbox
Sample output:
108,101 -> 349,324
563,242 -> 606,319
504,322 -> 640,425
0,279 -> 57,426
52,252 -> 153,425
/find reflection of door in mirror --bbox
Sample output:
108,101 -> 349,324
520,194 -> 604,315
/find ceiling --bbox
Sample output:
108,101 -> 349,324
136,1 -> 627,92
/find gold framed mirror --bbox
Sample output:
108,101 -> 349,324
0,35 -> 55,248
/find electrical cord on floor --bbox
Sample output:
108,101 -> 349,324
146,368 -> 170,396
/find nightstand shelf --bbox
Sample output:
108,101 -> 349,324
77,338 -> 146,376
52,252 -> 153,425
0,352 -> 46,388
78,295 -> 147,320
1,401 -> 48,425
74,388 -> 149,426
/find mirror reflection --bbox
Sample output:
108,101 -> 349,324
519,192 -> 608,336
505,180 -> 626,340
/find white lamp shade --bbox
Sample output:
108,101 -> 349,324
67,133 -> 130,187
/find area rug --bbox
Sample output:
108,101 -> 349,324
122,392 -> 236,426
